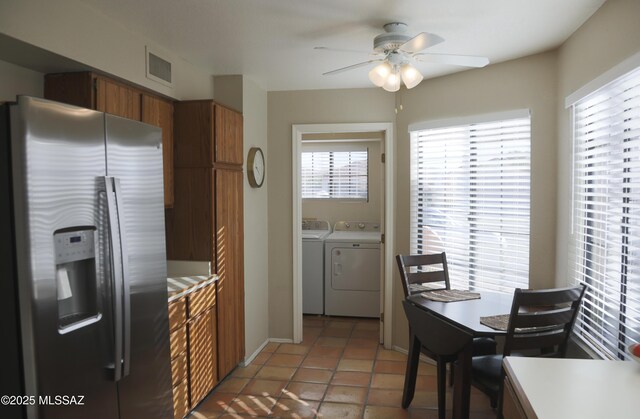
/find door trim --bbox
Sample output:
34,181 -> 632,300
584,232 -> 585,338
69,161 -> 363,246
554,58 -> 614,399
291,122 -> 394,348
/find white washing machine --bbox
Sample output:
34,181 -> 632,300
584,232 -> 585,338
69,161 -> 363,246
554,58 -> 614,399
302,220 -> 331,314
324,221 -> 381,318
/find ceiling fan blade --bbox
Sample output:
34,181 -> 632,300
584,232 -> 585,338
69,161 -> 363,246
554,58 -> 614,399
399,32 -> 444,53
314,46 -> 379,55
414,53 -> 490,68
322,59 -> 383,76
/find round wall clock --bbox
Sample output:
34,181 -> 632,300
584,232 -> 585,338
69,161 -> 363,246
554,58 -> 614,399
247,147 -> 265,188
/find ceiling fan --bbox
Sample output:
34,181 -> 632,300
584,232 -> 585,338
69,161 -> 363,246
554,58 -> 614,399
316,22 -> 489,92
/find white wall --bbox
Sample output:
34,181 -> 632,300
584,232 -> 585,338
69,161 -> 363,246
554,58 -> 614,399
267,88 -> 396,340
0,0 -> 213,99
242,76 -> 269,359
555,0 -> 640,285
0,59 -> 43,101
393,51 -> 558,348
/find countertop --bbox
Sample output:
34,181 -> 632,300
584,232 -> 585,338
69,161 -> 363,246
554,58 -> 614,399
167,275 -> 218,302
503,357 -> 640,418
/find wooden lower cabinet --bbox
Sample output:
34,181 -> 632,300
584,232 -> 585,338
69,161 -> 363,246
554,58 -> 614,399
168,297 -> 189,419
168,281 -> 219,417
187,307 -> 217,408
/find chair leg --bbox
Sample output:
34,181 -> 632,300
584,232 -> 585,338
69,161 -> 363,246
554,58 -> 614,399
448,362 -> 455,387
437,359 -> 447,419
496,380 -> 505,419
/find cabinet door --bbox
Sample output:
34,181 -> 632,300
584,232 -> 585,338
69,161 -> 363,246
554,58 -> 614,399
95,77 -> 141,120
214,168 -> 245,378
165,167 -> 213,261
44,72 -> 94,109
142,95 -> 174,207
214,105 -> 243,165
188,309 -> 215,408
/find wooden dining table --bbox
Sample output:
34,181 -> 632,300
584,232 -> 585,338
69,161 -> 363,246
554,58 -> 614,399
403,291 -> 514,419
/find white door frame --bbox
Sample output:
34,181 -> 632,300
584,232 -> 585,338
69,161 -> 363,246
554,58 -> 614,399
291,122 -> 394,348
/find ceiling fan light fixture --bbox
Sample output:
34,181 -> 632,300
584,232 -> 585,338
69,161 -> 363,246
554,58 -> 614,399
382,67 -> 401,92
401,63 -> 423,89
368,62 -> 392,87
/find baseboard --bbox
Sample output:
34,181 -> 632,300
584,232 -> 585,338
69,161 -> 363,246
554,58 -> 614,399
269,338 -> 294,343
392,345 -> 437,366
241,339 -> 270,366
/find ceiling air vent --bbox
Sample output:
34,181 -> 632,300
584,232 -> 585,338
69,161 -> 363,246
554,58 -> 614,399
146,46 -> 172,87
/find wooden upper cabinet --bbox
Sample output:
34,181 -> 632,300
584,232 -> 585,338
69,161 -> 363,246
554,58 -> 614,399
173,101 -> 243,168
214,105 -> 243,165
95,77 -> 141,120
44,72 -> 175,208
173,101 -> 214,168
44,72 -> 94,109
142,94 -> 174,207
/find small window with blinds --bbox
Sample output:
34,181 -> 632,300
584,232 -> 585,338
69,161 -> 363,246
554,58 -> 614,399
301,149 -> 368,200
570,65 -> 640,360
409,112 -> 531,293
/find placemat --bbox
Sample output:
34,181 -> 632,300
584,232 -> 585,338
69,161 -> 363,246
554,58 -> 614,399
480,314 -> 558,332
420,289 -> 481,302
480,314 -> 510,331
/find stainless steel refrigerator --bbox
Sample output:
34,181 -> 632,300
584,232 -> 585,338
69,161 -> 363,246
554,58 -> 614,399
0,96 -> 173,418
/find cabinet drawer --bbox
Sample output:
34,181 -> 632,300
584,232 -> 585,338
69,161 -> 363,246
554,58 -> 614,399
188,282 -> 216,318
172,378 -> 190,419
168,297 -> 186,331
171,351 -> 188,388
169,325 -> 187,360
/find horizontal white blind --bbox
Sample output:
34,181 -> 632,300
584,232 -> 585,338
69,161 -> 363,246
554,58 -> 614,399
301,150 -> 368,199
571,65 -> 640,360
410,115 -> 531,293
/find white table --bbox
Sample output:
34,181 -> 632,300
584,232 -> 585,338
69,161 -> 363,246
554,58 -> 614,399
503,357 -> 640,419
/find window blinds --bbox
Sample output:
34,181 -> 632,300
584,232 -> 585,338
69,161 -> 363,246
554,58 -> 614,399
410,115 -> 531,293
301,150 -> 368,199
570,66 -> 640,360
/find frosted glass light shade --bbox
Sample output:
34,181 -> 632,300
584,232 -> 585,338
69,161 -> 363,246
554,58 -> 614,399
368,62 -> 392,87
382,70 -> 400,92
401,64 -> 423,89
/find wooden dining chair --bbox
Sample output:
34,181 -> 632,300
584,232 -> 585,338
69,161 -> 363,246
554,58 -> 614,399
396,253 -> 497,418
470,285 -> 586,416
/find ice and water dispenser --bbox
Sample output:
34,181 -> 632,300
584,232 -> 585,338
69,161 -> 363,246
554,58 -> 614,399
54,228 -> 100,332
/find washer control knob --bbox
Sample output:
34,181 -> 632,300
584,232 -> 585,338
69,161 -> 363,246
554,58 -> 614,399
358,223 -> 365,229
344,222 -> 350,229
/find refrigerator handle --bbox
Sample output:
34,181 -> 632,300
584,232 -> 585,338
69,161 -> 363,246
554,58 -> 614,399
104,176 -> 130,381
113,178 -> 131,378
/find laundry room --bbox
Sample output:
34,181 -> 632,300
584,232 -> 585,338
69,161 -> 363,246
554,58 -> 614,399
300,131 -> 384,319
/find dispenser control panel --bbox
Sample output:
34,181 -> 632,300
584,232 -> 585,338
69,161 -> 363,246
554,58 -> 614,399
54,229 -> 95,264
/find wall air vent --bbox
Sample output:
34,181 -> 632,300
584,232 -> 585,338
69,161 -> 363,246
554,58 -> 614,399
146,46 -> 172,87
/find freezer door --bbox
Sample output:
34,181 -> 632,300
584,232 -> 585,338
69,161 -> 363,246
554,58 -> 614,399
105,115 -> 173,418
10,96 -> 119,418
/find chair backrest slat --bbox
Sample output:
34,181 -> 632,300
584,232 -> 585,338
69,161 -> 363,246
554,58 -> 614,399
508,331 -> 567,354
503,285 -> 586,357
406,270 -> 447,285
396,253 -> 451,298
512,308 -> 575,329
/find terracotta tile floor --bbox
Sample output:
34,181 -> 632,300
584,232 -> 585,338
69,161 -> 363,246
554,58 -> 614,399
188,316 -> 496,418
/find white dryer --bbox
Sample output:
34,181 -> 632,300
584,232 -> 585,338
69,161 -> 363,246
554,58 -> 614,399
302,220 -> 331,314
324,221 -> 381,318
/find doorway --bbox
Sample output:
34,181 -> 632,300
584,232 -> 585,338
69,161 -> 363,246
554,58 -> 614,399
291,123 -> 394,348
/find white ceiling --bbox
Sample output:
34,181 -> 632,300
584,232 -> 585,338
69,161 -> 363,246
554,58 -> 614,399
78,0 -> 606,91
